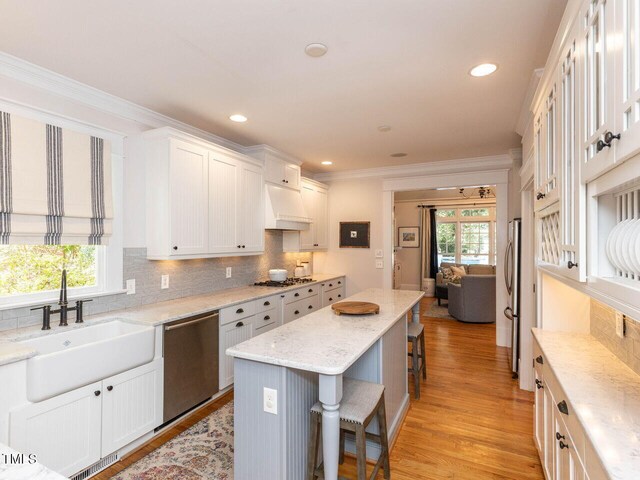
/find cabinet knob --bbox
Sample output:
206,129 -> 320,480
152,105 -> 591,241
242,245 -> 246,248
308,288 -> 313,293
557,400 -> 569,415
236,321 -> 244,327
338,294 -> 342,298
559,440 -> 569,450
294,293 -> 300,297
282,179 -> 286,183
264,315 -> 271,321
308,305 -> 313,309
237,245 -> 241,248
294,310 -> 300,315
236,308 -> 244,314
329,297 -> 333,302
535,379 -> 543,390
597,131 -> 621,151
338,281 -> 342,285
173,246 -> 178,251
107,385 -> 113,392
567,260 -> 578,269
329,283 -> 333,287
536,192 -> 546,200
555,432 -> 565,441
535,355 -> 544,365
264,301 -> 271,306
94,390 -> 101,397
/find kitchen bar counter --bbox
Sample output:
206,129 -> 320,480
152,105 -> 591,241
533,328 -> 640,480
0,273 -> 345,366
228,288 -> 424,480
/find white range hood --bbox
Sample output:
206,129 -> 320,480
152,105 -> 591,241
265,184 -> 311,230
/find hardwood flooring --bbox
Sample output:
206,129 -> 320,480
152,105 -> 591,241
96,297 -> 542,480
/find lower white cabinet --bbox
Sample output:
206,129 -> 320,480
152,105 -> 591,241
321,277 -> 345,307
219,319 -> 254,390
10,359 -> 162,477
283,294 -> 320,324
101,360 -> 163,456
533,339 -> 608,480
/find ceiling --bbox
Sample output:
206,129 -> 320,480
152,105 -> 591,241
0,0 -> 566,172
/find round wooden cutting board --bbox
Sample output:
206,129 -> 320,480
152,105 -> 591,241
331,301 -> 380,315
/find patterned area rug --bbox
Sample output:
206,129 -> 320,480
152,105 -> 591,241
424,302 -> 455,320
111,402 -> 234,480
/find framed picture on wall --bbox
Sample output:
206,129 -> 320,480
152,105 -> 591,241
339,222 -> 370,248
398,226 -> 420,248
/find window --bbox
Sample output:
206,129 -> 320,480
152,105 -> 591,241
0,245 -> 103,304
435,206 -> 496,266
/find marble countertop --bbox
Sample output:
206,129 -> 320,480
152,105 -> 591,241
0,442 -> 66,480
532,328 -> 640,480
227,288 -> 424,375
0,273 -> 345,367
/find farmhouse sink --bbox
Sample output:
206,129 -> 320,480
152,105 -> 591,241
17,320 -> 155,402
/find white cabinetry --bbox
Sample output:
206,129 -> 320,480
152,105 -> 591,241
219,317 -> 254,390
532,339 -> 608,480
321,277 -> 345,307
244,144 -> 302,190
145,127 -> 265,260
283,178 -> 329,252
10,359 -> 162,478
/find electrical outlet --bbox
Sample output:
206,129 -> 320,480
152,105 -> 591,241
226,267 -> 232,279
126,279 -> 136,295
263,387 -> 277,415
375,259 -> 384,269
161,275 -> 169,289
375,249 -> 383,258
616,311 -> 626,338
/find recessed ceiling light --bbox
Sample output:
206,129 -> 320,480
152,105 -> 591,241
469,63 -> 498,77
305,43 -> 328,57
378,125 -> 392,132
321,161 -> 333,165
391,153 -> 407,158
229,114 -> 247,123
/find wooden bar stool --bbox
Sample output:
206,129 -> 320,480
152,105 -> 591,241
307,378 -> 391,480
408,322 -> 427,399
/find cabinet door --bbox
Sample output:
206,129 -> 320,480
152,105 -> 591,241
10,382 -> 102,477
613,0 -> 640,163
264,157 -> 285,185
315,187 -> 329,249
169,140 -> 209,255
582,0 -> 617,182
219,318 -> 254,389
299,184 -> 316,250
239,162 -> 265,253
543,380 -> 556,480
538,78 -> 560,209
560,37 -> 587,281
534,369 -> 545,455
209,153 -> 240,254
284,163 -> 301,190
534,112 -> 547,212
101,359 -> 163,456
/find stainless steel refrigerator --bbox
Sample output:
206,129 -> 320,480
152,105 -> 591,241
504,219 -> 521,379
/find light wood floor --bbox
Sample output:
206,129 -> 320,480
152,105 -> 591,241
96,297 -> 543,479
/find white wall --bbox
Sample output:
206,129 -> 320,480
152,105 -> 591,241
312,178 -> 385,297
393,202 -> 421,290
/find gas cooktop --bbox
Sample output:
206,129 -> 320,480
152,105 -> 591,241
254,277 -> 315,287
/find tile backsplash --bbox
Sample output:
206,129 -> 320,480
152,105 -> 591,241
590,299 -> 640,375
0,230 -> 311,332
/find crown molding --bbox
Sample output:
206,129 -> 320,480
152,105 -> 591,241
0,51 -> 245,152
242,144 -> 302,165
313,154 -> 514,182
515,68 -> 543,136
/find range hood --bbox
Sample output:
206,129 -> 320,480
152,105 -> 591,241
264,184 -> 311,230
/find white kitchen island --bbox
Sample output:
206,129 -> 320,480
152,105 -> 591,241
227,288 -> 424,480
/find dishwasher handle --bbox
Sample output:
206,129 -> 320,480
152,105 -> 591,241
165,314 -> 218,331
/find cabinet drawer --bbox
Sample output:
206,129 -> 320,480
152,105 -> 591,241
282,285 -> 319,304
284,295 -> 320,322
256,295 -> 279,313
254,310 -> 277,331
533,340 -> 544,377
323,286 -> 345,306
220,301 -> 256,325
324,277 -> 345,291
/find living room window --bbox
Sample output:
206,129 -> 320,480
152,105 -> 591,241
436,206 -> 496,266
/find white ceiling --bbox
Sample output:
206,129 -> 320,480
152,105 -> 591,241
0,0 -> 566,172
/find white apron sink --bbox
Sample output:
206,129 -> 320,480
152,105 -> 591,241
16,320 -> 155,402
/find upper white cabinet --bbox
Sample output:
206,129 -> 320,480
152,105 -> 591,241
244,144 -> 302,190
283,178 -> 329,252
145,128 -> 265,260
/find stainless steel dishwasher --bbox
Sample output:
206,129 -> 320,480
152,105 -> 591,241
163,311 -> 219,423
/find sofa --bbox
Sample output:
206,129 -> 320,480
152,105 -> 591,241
447,274 -> 496,323
434,263 -> 496,306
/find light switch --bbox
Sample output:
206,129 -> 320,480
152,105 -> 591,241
226,267 -> 232,279
375,260 -> 384,269
161,275 -> 169,289
375,249 -> 383,258
263,387 -> 277,415
126,279 -> 136,295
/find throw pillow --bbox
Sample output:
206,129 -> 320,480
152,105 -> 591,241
450,265 -> 466,277
440,267 -> 461,284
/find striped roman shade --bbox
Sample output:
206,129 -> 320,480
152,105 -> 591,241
0,111 -> 113,245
